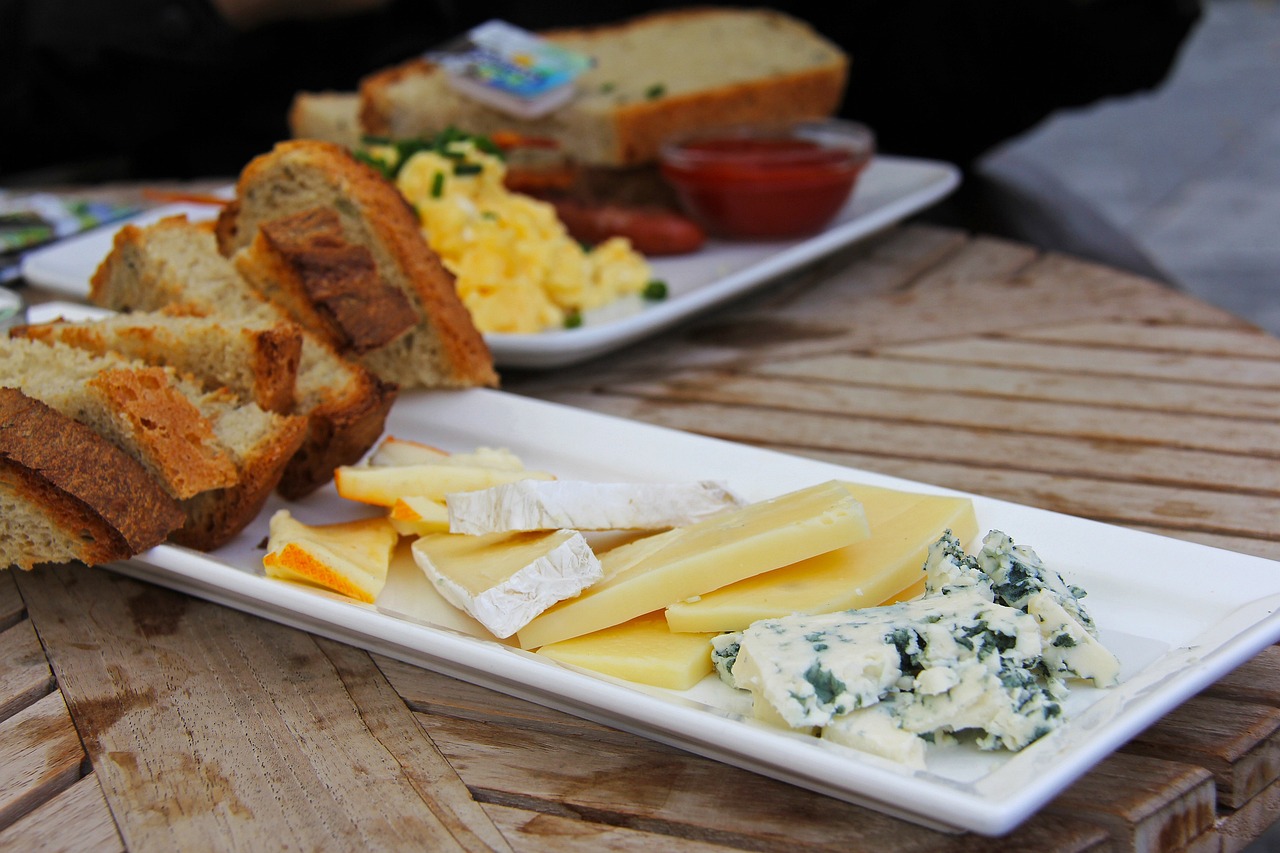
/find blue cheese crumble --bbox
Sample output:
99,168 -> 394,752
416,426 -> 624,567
712,529 -> 1119,767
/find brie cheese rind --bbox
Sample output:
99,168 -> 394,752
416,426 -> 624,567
411,529 -> 603,638
446,479 -> 744,535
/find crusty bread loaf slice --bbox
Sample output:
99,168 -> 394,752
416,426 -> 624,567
356,8 -> 848,168
13,309 -> 303,414
90,215 -> 396,499
214,140 -> 498,390
0,337 -> 237,501
289,91 -> 363,148
0,336 -> 307,550
1,386 -> 186,570
230,206 -> 416,356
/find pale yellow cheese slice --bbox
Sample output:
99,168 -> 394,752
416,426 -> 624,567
388,495 -> 451,536
262,510 -> 399,603
334,463 -> 554,507
663,490 -> 976,633
515,480 -> 870,649
536,611 -> 717,690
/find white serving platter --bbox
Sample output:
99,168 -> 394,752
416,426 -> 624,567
19,156 -> 959,368
41,372 -> 1277,835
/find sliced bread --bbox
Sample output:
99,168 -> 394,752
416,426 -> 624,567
0,336 -> 307,550
289,91 -> 363,149
13,308 -> 303,414
356,8 -> 848,168
1,386 -> 186,570
230,206 -> 416,356
90,215 -> 396,499
214,140 -> 498,390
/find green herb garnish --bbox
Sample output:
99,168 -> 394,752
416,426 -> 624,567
642,279 -> 668,301
564,310 -> 583,329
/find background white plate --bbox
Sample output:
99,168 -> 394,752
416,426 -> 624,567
71,383 -> 1280,836
19,156 -> 959,368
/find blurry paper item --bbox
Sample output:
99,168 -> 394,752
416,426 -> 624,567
430,20 -> 593,119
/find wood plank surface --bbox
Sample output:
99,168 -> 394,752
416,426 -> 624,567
7,221 -> 1280,851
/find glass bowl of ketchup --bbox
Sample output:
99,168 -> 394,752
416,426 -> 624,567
658,119 -> 875,240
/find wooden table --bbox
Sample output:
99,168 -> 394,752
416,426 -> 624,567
4,220 -> 1280,852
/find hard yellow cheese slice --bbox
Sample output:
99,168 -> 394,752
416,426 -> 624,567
664,488 -> 976,633
262,510 -> 398,603
412,529 -> 602,639
536,611 -> 717,690
389,495 -> 450,536
515,480 -> 870,649
334,463 -> 554,507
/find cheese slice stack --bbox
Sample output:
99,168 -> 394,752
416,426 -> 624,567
447,479 -> 743,534
664,484 -> 977,632
515,480 -> 871,649
412,529 -> 602,638
263,510 -> 399,603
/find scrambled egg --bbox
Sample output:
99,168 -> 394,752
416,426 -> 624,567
383,138 -> 652,334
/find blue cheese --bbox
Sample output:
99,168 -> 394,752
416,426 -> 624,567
977,531 -> 1120,687
714,529 -> 1116,767
446,480 -> 743,534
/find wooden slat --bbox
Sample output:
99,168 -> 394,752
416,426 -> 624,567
1124,696 -> 1280,808
1203,646 -> 1280,707
481,802 -> 750,852
604,372 -> 1280,456
0,618 -> 56,724
756,352 -> 1280,420
881,337 -> 1280,389
1045,752 -> 1217,852
0,570 -> 24,632
0,775 -> 123,853
1217,777 -> 1280,853
0,691 -> 85,829
1007,321 -> 1280,358
13,567 -> 509,852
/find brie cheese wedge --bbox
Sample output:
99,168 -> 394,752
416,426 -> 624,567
446,479 -> 743,535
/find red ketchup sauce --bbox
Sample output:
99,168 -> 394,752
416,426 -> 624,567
660,134 -> 868,239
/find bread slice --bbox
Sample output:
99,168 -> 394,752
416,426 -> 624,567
12,308 -> 303,414
230,206 -> 416,356
289,91 -> 363,148
214,140 -> 498,390
1,386 -> 186,570
90,215 -> 396,499
0,336 -> 307,550
356,8 -> 848,168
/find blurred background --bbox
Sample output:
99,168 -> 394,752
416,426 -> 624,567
992,0 -> 1280,335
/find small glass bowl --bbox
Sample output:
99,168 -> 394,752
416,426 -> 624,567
659,119 -> 875,240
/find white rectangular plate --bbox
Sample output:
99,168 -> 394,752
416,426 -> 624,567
82,385 -> 1280,836
19,156 -> 958,368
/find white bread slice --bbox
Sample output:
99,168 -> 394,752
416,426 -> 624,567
0,336 -> 307,550
12,309 -> 303,414
89,215 -> 396,499
1,386 -> 185,570
355,8 -> 848,168
214,140 -> 498,390
289,91 -> 363,148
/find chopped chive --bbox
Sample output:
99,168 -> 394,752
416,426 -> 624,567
564,310 -> 583,328
645,83 -> 666,100
430,171 -> 445,198
453,162 -> 483,176
642,279 -> 668,301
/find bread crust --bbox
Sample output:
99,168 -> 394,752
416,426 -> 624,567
0,386 -> 184,569
357,7 -> 848,168
217,140 -> 497,389
236,206 -> 416,356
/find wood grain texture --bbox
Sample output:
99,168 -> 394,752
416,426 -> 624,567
13,566 -> 507,852
0,775 -> 124,853
10,219 -> 1280,850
